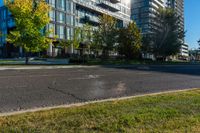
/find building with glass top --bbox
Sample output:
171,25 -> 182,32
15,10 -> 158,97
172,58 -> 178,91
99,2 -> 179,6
0,0 -> 131,57
131,0 -> 165,34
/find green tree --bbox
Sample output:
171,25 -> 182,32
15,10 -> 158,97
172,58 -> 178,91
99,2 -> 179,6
56,39 -> 72,56
81,24 -> 93,46
4,0 -> 53,64
91,30 -> 102,57
73,27 -> 82,49
118,22 -> 142,59
80,24 -> 93,55
152,8 -> 185,60
95,14 -> 117,58
141,35 -> 153,58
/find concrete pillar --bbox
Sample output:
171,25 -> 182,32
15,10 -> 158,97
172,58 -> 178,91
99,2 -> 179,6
47,43 -> 53,57
19,46 -> 23,57
64,46 -> 68,54
70,43 -> 74,54
53,48 -> 58,57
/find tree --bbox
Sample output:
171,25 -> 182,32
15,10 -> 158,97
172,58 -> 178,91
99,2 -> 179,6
81,24 -> 93,46
56,39 -> 72,56
91,30 -> 102,57
72,27 -> 82,50
152,8 -> 185,60
80,24 -> 93,56
118,22 -> 142,59
141,34 -> 153,58
95,14 -> 117,58
4,0 -> 53,64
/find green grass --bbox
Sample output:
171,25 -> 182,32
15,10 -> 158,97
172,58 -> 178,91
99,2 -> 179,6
1,90 -> 200,132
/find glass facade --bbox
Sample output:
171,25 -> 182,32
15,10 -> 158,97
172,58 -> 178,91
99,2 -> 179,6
131,0 -> 165,34
46,0 -> 75,41
0,0 -> 131,57
74,0 -> 131,27
167,0 -> 184,39
0,6 -> 15,57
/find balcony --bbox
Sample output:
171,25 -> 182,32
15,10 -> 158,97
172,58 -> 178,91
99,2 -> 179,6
97,0 -> 120,12
80,16 -> 99,26
110,0 -> 120,3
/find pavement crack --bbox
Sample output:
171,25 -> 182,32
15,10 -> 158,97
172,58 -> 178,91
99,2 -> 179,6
47,86 -> 86,102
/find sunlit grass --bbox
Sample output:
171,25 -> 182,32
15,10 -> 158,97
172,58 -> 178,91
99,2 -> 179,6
0,89 -> 200,132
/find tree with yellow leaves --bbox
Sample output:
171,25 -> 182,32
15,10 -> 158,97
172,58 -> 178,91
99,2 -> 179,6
4,0 -> 53,64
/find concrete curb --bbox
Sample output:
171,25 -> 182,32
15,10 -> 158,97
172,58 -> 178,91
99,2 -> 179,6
0,64 -> 200,71
0,65 -> 99,71
0,88 -> 198,117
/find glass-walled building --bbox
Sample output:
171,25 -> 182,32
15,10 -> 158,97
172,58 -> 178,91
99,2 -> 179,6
166,0 -> 184,39
0,6 -> 15,57
0,0 -> 131,58
131,0 -> 165,34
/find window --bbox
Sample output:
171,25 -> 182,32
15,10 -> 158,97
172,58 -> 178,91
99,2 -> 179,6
49,0 -> 55,7
57,25 -> 65,39
57,12 -> 65,23
57,0 -> 65,11
49,10 -> 55,21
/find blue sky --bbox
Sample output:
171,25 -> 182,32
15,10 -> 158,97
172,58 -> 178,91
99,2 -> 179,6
0,0 -> 3,7
185,0 -> 200,49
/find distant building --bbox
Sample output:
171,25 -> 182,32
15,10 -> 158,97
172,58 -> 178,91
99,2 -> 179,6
131,0 -> 184,36
189,49 -> 200,61
131,0 -> 186,60
179,43 -> 189,60
131,0 -> 165,35
166,0 -> 184,37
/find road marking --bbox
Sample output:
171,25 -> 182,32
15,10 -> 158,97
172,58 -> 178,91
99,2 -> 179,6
0,88 -> 199,117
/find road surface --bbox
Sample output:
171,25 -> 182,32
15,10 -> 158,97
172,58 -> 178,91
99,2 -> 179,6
0,65 -> 200,113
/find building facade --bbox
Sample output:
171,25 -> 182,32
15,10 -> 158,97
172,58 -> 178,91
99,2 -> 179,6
166,0 -> 187,58
131,0 -> 184,35
0,0 -> 131,58
131,0 -> 187,59
180,43 -> 189,58
131,0 -> 165,34
166,0 -> 184,35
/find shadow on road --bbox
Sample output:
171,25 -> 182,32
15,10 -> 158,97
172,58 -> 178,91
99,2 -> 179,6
103,64 -> 200,77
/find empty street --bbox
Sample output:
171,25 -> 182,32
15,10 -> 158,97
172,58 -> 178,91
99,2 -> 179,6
0,65 -> 200,113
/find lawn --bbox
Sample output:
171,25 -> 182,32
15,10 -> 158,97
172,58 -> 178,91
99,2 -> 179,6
0,89 -> 200,132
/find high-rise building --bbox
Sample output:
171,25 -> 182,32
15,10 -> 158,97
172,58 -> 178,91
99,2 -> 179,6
166,0 -> 187,58
131,0 -> 165,34
166,0 -> 184,38
0,0 -> 131,57
131,0 -> 184,35
131,0 -> 186,59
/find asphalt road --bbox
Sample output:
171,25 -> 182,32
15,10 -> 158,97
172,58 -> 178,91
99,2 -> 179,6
1,65 -> 200,113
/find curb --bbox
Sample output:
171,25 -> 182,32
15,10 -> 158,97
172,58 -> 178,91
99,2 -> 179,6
0,65 -> 99,71
0,88 -> 198,117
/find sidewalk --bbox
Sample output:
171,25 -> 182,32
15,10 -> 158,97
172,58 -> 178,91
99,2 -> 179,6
0,65 -> 99,70
0,58 -> 69,65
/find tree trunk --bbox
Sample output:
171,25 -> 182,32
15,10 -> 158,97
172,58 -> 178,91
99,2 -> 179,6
102,49 -> 109,59
25,52 -> 29,65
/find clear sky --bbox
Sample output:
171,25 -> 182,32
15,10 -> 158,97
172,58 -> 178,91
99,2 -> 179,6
0,0 -> 3,7
185,0 -> 200,49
